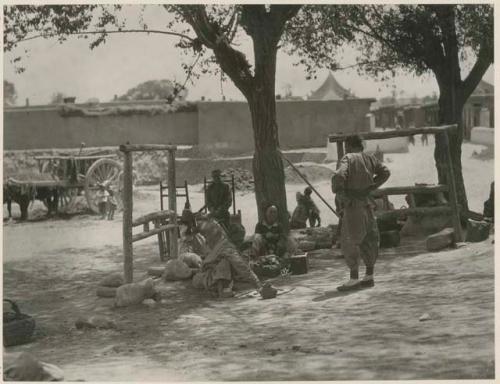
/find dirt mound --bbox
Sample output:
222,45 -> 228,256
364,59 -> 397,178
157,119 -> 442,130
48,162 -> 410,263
285,163 -> 334,184
221,168 -> 254,193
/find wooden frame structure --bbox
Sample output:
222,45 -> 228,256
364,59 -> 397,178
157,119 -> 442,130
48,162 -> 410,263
160,180 -> 189,211
119,144 -> 179,283
328,124 -> 464,243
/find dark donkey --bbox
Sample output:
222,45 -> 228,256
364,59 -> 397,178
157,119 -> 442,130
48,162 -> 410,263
4,184 -> 59,221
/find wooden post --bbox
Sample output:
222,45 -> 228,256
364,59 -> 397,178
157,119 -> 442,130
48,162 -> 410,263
167,150 -> 178,259
441,131 -> 464,242
232,174 -> 236,215
203,177 -> 207,213
154,218 -> 166,261
160,181 -> 164,211
122,150 -> 134,283
184,180 -> 189,205
336,140 -> 345,167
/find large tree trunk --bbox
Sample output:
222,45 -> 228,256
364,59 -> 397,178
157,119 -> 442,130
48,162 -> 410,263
249,32 -> 289,229
434,75 -> 468,215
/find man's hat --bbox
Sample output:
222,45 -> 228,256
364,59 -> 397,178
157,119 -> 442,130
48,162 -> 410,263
212,169 -> 222,176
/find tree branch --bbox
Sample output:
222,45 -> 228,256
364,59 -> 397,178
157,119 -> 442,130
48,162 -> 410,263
11,28 -> 196,46
176,5 -> 254,96
462,45 -> 493,99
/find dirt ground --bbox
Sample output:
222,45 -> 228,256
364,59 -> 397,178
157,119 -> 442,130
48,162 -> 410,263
3,138 -> 495,380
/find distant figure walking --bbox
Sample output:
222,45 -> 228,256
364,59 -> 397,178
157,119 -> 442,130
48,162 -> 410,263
421,133 -> 429,146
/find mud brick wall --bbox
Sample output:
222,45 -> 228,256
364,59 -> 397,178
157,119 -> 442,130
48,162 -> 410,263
4,106 -> 198,150
4,99 -> 373,151
197,99 -> 374,152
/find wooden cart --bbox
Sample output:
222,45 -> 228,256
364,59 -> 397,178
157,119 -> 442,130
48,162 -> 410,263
33,151 -> 123,214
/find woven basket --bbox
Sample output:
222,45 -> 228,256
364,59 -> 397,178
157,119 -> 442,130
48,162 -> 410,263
3,299 -> 36,347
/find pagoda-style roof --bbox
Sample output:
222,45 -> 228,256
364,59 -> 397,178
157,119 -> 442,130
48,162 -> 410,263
309,71 -> 356,100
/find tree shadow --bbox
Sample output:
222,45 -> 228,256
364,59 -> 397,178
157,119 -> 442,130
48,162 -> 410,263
312,287 -> 370,302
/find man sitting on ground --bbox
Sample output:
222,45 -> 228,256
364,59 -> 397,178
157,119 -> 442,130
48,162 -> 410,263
192,218 -> 264,298
252,205 -> 297,261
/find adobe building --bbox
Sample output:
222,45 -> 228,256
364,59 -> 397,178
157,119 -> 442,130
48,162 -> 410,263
4,72 -> 374,152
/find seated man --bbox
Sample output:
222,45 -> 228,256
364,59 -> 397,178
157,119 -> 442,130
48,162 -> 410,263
253,205 -> 297,260
192,218 -> 263,298
206,169 -> 232,231
290,192 -> 309,229
303,187 -> 321,227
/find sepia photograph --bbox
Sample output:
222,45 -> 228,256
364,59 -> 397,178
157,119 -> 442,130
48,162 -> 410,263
2,2 -> 495,381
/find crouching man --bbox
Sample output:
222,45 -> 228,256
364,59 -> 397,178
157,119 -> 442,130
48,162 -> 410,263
192,219 -> 264,298
332,135 -> 390,291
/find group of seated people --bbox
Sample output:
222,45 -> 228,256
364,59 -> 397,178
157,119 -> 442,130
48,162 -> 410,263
182,169 -> 322,298
180,200 -> 298,298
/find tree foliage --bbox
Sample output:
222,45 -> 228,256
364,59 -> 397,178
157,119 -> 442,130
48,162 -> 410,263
287,4 -> 493,91
287,4 -> 493,214
3,4 -> 312,227
50,91 -> 66,105
4,80 -> 17,106
117,79 -> 188,102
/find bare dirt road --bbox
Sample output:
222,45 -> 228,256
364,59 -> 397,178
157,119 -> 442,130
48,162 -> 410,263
3,139 -> 494,380
3,235 -> 494,381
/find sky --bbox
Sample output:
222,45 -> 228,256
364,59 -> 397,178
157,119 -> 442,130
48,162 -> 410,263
3,5 -> 494,106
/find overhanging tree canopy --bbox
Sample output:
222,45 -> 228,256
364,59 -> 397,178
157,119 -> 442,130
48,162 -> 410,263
286,4 -> 494,215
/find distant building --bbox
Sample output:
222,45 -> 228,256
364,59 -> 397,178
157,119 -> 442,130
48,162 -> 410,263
372,79 -> 494,139
308,72 -> 356,100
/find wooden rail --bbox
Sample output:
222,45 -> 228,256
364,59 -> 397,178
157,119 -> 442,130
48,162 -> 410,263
119,144 -> 177,152
328,125 -> 457,142
371,184 -> 448,197
34,154 -> 116,160
132,210 -> 174,227
132,224 -> 177,243
375,206 -> 452,220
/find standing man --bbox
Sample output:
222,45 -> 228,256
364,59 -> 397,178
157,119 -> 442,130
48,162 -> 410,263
332,135 -> 390,291
206,169 -> 232,231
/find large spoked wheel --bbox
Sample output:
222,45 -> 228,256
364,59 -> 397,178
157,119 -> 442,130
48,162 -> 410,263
84,159 -> 123,214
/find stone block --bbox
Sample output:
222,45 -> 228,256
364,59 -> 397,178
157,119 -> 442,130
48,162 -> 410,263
298,240 -> 315,252
379,230 -> 400,248
99,273 -> 124,288
465,219 -> 491,243
426,228 -> 454,252
96,286 -> 117,298
147,266 -> 165,277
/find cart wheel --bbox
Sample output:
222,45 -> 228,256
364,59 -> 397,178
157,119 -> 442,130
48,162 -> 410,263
84,158 -> 123,214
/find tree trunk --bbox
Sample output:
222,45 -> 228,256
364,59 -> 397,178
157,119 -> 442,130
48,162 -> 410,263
434,79 -> 468,215
249,31 -> 289,230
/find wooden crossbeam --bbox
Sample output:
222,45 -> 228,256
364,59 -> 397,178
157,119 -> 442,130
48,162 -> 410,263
120,144 -> 177,152
132,210 -> 174,227
371,184 -> 448,197
375,206 -> 452,220
328,125 -> 457,142
132,224 -> 177,243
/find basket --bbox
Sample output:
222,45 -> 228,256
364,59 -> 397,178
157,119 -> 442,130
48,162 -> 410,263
3,299 -> 36,347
